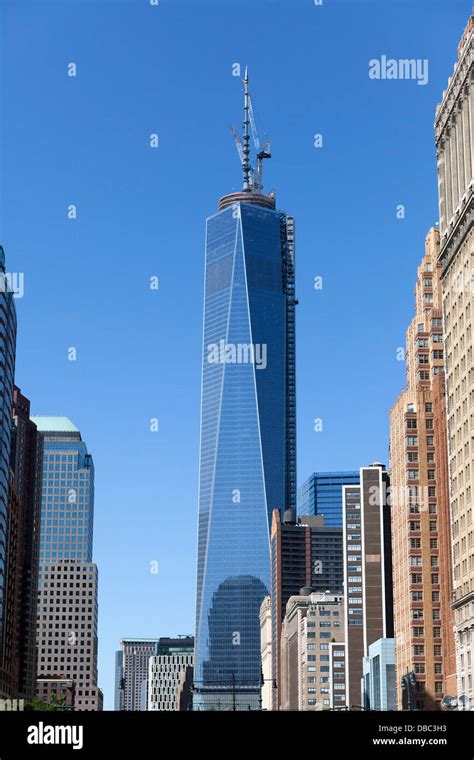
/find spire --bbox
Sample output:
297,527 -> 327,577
242,67 -> 251,191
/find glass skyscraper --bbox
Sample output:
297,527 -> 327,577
297,471 -> 360,527
32,417 -> 102,710
0,246 -> 17,699
30,417 -> 94,563
194,72 -> 296,709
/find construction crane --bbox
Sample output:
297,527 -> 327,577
246,75 -> 271,192
230,125 -> 244,164
230,68 -> 271,193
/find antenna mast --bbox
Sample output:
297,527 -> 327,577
242,67 -> 251,190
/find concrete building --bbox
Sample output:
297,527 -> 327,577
270,507 -> 310,709
301,515 -> 344,595
389,229 -> 453,710
280,590 -> 345,711
176,665 -> 193,712
148,637 -> 194,711
362,638 -> 396,711
115,639 -> 159,711
342,464 -> 394,708
33,417 -> 102,711
270,507 -> 344,708
259,595 -> 273,710
36,563 -> 102,710
435,12 -> 474,709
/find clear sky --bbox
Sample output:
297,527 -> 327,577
1,0 -> 470,709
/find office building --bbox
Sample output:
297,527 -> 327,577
301,515 -> 344,595
36,562 -> 101,710
33,417 -> 102,711
148,636 -> 194,711
389,229 -> 452,710
270,507 -> 343,708
0,246 -> 17,700
362,638 -> 396,711
115,638 -> 159,711
343,463 -> 394,708
194,70 -> 297,709
298,471 -> 360,527
10,388 -> 42,700
270,507 -> 309,710
280,590 -> 345,710
114,650 -> 124,710
435,12 -> 474,708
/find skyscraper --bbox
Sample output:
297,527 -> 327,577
115,638 -> 159,712
10,388 -> 43,700
0,246 -> 17,700
298,471 -> 360,527
194,70 -> 296,710
342,463 -> 394,708
435,12 -> 474,708
32,417 -> 102,710
389,228 -> 452,710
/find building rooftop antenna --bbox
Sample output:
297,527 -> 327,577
242,67 -> 252,191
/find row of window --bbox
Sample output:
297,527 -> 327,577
413,642 -> 443,664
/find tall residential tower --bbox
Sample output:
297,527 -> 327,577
194,71 -> 297,710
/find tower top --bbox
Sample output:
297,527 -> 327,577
220,68 -> 274,211
242,67 -> 251,191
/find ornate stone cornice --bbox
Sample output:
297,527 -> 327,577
435,36 -> 473,144
439,192 -> 474,276
452,587 -> 474,612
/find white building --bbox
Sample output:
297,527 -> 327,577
259,595 -> 273,710
148,638 -> 194,711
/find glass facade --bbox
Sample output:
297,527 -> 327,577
30,419 -> 94,563
298,471 -> 360,527
0,246 -> 17,658
362,637 -> 397,711
194,200 -> 295,709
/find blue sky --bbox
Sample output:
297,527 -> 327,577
1,0 -> 470,708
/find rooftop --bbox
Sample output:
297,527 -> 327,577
31,416 -> 80,433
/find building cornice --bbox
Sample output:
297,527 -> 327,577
438,195 -> 474,276
435,34 -> 473,145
